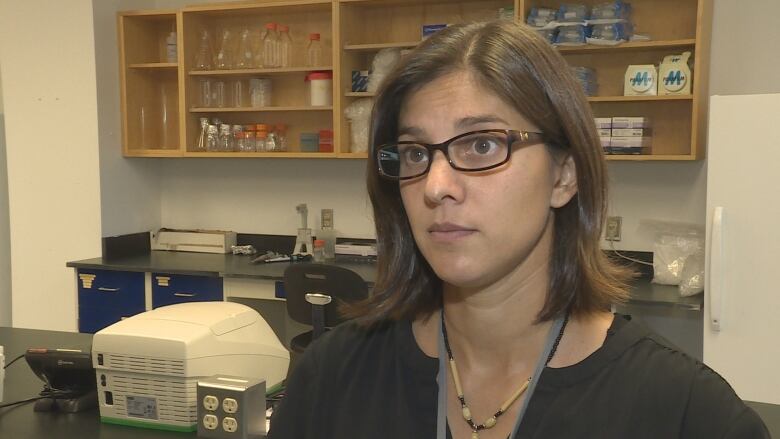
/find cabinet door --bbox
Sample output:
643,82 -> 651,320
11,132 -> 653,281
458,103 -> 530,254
152,273 -> 223,308
77,269 -> 145,333
705,94 -> 780,405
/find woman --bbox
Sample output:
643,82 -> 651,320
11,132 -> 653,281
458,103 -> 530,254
269,21 -> 769,438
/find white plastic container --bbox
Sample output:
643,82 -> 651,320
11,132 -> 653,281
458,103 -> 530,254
306,71 -> 333,107
624,64 -> 658,96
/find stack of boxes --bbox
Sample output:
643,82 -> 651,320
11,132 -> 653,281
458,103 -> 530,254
596,116 -> 651,155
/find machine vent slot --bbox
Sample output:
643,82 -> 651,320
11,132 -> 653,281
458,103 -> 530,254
110,375 -> 198,423
105,354 -> 185,376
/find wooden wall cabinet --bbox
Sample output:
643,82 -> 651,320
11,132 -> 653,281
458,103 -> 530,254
118,0 -> 711,161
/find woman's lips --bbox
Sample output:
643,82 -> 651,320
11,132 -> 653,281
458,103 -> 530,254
429,223 -> 476,242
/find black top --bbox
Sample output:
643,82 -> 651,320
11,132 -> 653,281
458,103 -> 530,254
268,315 -> 770,438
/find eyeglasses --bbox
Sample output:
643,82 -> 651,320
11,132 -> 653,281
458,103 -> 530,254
376,129 -> 545,180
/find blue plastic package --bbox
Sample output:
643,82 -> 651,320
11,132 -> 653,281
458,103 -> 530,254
527,6 -> 557,27
557,4 -> 589,23
535,28 -> 558,44
555,24 -> 587,45
587,22 -> 634,44
571,67 -> 598,96
590,1 -> 632,20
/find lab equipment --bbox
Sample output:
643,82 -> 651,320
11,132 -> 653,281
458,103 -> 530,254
93,302 -> 289,432
263,23 -> 279,67
526,6 -> 557,28
589,1 -> 631,21
206,124 -> 219,152
318,129 -> 334,152
367,48 -> 401,92
235,28 -> 254,69
215,29 -> 233,70
300,132 -> 319,152
345,98 -> 372,153
249,77 -> 272,107
312,240 -> 326,263
196,117 -> 209,152
318,208 -> 336,260
165,32 -> 177,63
193,30 -> 214,70
571,66 -> 598,96
150,229 -> 237,254
231,79 -> 245,107
587,22 -> 633,45
213,80 -> 227,107
197,375 -> 267,438
24,348 -> 97,413
293,204 -> 314,255
278,25 -> 292,67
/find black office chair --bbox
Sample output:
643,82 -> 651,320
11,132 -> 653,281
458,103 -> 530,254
283,263 -> 368,360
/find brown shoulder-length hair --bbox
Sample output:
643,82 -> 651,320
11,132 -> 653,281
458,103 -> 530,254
351,20 -> 631,327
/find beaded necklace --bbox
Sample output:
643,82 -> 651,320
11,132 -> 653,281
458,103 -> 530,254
440,311 -> 569,439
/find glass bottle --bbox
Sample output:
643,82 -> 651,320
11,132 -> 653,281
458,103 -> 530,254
219,123 -> 233,151
275,124 -> 288,151
255,124 -> 268,152
215,29 -> 233,70
195,117 -> 209,151
243,131 -> 256,152
235,28 -> 254,69
319,209 -> 337,260
265,126 -> 279,152
231,124 -> 243,151
312,239 -> 326,263
277,25 -> 293,67
262,23 -> 279,68
206,124 -> 219,152
194,29 -> 214,70
306,33 -> 322,67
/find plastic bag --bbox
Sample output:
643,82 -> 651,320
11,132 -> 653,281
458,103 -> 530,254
679,251 -> 705,297
640,220 -> 704,288
345,98 -> 374,153
367,48 -> 401,93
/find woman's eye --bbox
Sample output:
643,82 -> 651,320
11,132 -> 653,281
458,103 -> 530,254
470,137 -> 499,155
404,147 -> 428,163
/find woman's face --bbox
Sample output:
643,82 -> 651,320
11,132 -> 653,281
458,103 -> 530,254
398,71 -> 577,290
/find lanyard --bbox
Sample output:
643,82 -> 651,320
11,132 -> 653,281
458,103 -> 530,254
436,315 -> 565,439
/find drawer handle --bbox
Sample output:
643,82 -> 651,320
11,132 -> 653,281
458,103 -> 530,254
174,292 -> 197,297
98,287 -> 120,292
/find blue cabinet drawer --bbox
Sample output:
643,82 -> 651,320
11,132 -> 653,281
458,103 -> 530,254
77,269 -> 145,333
152,273 -> 223,308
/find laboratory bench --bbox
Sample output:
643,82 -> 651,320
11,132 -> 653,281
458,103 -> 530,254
1,326 -> 778,438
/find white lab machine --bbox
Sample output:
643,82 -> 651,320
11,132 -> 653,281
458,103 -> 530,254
92,302 -> 289,432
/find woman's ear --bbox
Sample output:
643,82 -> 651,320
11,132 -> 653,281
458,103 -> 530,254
550,155 -> 578,208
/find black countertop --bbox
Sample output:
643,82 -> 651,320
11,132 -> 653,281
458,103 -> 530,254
67,251 -> 377,284
67,251 -> 703,309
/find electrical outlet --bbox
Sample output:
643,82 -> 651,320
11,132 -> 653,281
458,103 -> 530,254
203,395 -> 219,411
606,216 -> 622,241
222,416 -> 238,433
223,398 -> 238,414
203,414 -> 218,430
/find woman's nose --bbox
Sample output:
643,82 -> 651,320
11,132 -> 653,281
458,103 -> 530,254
423,151 -> 464,205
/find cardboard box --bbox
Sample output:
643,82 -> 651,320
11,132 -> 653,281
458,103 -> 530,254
612,117 -> 650,129
151,229 -> 237,254
594,117 -> 612,129
598,128 -> 612,137
599,137 -> 612,148
611,128 -> 649,137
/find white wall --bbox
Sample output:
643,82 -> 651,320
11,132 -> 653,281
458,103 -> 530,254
160,158 -> 374,237
0,66 -> 11,327
0,0 -> 103,330
94,0 -> 162,237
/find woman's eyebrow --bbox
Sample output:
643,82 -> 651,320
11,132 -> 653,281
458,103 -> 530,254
397,125 -> 424,137
455,115 -> 509,129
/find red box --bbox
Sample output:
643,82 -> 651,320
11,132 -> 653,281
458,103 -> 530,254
318,129 -> 334,152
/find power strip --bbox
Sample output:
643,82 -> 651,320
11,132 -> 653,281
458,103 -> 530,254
0,345 -> 5,403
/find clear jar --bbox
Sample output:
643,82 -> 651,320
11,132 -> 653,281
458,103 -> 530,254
195,117 -> 209,152
219,124 -> 233,151
206,124 -> 219,152
255,124 -> 268,151
262,23 -> 279,68
277,25 -> 293,67
249,77 -> 272,107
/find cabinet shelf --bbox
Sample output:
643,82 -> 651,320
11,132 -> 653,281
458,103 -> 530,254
129,62 -> 178,69
184,152 -> 338,158
588,95 -> 693,103
606,154 -> 698,162
345,91 -> 376,97
343,41 -> 419,51
190,106 -> 332,112
557,39 -> 696,54
189,66 -> 333,76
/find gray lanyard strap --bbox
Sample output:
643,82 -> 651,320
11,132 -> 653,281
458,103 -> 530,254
436,315 -> 565,439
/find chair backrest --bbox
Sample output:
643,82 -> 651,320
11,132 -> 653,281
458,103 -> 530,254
283,263 -> 369,329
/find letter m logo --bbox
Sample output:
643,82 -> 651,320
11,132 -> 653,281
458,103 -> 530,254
664,70 -> 684,85
631,72 -> 650,86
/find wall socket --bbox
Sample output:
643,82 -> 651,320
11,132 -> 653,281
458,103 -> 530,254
606,216 -> 622,241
